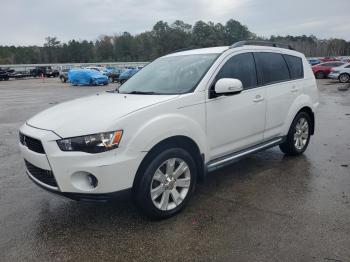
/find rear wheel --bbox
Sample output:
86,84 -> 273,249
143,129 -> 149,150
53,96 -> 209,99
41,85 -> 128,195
315,71 -> 325,79
339,73 -> 350,83
134,148 -> 196,219
279,112 -> 311,156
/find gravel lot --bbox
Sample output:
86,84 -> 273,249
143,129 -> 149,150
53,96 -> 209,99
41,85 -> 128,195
0,78 -> 349,261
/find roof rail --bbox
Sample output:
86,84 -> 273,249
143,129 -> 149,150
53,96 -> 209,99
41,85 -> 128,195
230,40 -> 294,50
168,47 -> 196,54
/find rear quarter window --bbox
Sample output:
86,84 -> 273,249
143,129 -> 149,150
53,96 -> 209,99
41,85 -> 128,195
283,54 -> 304,80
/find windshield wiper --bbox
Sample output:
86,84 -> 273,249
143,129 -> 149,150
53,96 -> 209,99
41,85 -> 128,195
125,91 -> 157,95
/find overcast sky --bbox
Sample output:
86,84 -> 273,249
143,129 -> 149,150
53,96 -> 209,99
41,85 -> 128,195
1,0 -> 349,46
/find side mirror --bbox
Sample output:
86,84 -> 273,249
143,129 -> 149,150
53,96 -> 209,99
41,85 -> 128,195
215,78 -> 243,95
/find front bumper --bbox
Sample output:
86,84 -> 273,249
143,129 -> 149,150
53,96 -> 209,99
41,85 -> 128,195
28,173 -> 131,202
19,123 -> 146,197
328,73 -> 340,79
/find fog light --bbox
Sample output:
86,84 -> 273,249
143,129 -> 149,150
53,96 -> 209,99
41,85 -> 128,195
71,172 -> 98,191
87,174 -> 98,188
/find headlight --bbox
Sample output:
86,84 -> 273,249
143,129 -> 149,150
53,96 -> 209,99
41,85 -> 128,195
332,71 -> 339,74
57,130 -> 123,153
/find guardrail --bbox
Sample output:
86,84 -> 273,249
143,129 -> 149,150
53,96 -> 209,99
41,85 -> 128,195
0,62 -> 149,71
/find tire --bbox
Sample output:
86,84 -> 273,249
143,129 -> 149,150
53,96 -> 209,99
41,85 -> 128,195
60,76 -> 66,83
315,71 -> 325,79
339,73 -> 350,83
279,111 -> 311,156
133,147 -> 197,219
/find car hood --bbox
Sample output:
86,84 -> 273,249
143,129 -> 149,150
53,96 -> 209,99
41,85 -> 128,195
27,92 -> 177,138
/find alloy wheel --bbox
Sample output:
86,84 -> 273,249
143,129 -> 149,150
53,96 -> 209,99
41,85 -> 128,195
339,74 -> 350,83
150,158 -> 191,211
294,117 -> 309,150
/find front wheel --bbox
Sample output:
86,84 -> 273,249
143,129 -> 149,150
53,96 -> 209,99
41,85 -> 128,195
134,148 -> 197,219
279,112 -> 311,156
339,73 -> 350,83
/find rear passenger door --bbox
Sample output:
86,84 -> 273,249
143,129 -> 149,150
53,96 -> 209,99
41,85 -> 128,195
254,52 -> 303,139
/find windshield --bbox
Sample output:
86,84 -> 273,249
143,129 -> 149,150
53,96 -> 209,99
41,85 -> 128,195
118,54 -> 219,94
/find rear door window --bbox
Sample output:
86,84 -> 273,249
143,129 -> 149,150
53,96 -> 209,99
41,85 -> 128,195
283,55 -> 304,79
254,52 -> 291,85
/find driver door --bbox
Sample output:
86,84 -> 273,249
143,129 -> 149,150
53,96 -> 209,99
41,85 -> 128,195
206,52 -> 266,160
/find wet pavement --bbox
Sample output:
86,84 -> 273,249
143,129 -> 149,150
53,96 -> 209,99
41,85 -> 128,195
0,78 -> 349,261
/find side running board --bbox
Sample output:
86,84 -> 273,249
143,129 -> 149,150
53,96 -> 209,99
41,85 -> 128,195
206,137 -> 284,172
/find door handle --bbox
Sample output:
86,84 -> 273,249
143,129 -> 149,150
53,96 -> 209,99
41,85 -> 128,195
253,94 -> 264,102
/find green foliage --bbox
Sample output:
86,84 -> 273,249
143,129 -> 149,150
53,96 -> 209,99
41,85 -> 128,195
0,19 -> 349,64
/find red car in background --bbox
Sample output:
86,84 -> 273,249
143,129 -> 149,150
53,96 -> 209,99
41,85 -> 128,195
312,61 -> 345,79
320,57 -> 339,62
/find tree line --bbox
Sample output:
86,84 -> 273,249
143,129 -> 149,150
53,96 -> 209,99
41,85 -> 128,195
0,19 -> 349,64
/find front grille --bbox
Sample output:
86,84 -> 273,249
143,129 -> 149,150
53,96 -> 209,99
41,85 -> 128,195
19,133 -> 45,154
25,160 -> 58,188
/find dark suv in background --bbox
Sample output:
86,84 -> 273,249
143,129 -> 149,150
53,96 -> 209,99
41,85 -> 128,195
30,66 -> 59,78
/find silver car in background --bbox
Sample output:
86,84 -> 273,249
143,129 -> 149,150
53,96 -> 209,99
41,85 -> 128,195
328,63 -> 350,83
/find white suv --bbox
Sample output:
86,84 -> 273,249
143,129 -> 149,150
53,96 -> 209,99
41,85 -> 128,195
19,41 -> 319,219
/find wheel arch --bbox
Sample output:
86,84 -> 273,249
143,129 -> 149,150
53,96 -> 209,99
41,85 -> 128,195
283,95 -> 316,136
296,106 -> 315,135
132,135 -> 206,190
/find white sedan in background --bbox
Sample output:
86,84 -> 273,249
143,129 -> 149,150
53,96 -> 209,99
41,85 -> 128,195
328,63 -> 350,83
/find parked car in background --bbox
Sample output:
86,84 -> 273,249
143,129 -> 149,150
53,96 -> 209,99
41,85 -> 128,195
59,68 -> 70,83
308,58 -> 321,66
328,63 -> 350,83
0,67 -> 13,80
118,68 -> 140,84
30,66 -> 60,78
320,57 -> 339,62
106,66 -> 124,82
68,69 -> 109,86
340,57 -> 350,63
85,66 -> 116,83
85,66 -> 107,73
312,61 -> 345,79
